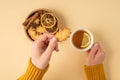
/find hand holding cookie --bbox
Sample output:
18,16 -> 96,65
31,33 -> 59,69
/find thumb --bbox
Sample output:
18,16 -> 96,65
89,43 -> 99,58
45,37 -> 57,55
38,37 -> 57,69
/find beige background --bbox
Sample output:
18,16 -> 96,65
0,0 -> 120,80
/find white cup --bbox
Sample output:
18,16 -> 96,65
70,28 -> 94,52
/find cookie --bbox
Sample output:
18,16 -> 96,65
55,27 -> 71,42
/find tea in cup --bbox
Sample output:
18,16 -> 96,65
70,28 -> 94,52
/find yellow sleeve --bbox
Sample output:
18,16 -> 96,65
17,59 -> 49,80
84,64 -> 106,80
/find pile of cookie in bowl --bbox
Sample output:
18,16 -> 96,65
22,8 -> 71,42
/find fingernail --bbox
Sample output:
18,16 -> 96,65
52,37 -> 57,42
95,43 -> 99,48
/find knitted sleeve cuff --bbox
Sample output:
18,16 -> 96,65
18,59 -> 49,80
84,64 -> 106,80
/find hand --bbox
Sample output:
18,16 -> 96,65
86,42 -> 105,66
31,33 -> 59,69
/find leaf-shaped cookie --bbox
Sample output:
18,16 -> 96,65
55,27 -> 71,42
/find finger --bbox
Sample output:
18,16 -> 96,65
44,33 -> 54,39
89,42 -> 100,58
100,46 -> 105,55
97,46 -> 105,56
97,47 -> 102,55
95,47 -> 105,60
55,43 -> 59,52
86,44 -> 94,54
86,43 -> 94,53
37,33 -> 54,42
44,37 -> 57,55
86,49 -> 91,56
47,36 -> 59,52
86,49 -> 91,53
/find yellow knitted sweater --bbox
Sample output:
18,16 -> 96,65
18,59 -> 106,80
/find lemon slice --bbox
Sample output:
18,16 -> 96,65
41,13 -> 56,28
45,23 -> 58,34
81,32 -> 91,48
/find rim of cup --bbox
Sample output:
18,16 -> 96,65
70,28 -> 94,52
